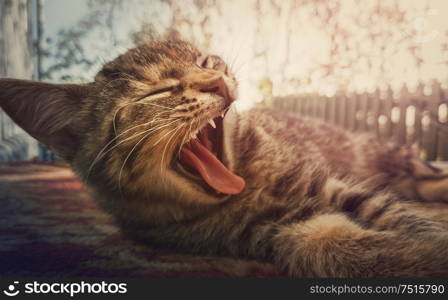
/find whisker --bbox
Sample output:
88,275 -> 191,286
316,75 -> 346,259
117,129 -> 154,197
160,124 -> 184,174
86,118 -> 179,181
112,103 -> 136,136
228,45 -> 239,75
106,119 -> 179,159
87,120 -> 158,180
112,102 -> 170,136
152,120 -> 181,147
118,119 -> 181,195
178,118 -> 194,158
233,59 -> 248,77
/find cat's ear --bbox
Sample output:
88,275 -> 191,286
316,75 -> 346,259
0,78 -> 91,161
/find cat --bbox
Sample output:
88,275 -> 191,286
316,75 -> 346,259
1,39 -> 448,277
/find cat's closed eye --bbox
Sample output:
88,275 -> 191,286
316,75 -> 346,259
141,86 -> 175,99
137,79 -> 180,101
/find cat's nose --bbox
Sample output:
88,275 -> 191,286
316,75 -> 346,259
200,76 -> 234,107
185,71 -> 236,107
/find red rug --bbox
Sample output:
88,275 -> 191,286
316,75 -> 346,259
0,163 -> 276,278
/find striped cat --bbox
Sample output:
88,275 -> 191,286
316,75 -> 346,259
1,40 -> 448,277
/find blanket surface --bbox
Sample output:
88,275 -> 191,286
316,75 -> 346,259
2,162 -> 448,278
0,163 -> 276,278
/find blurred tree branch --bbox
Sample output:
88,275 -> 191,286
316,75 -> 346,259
41,0 -> 447,97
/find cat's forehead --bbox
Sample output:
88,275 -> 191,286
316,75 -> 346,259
135,40 -> 201,62
96,40 -> 203,82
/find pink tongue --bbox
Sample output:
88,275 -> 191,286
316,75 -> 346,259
180,140 -> 245,194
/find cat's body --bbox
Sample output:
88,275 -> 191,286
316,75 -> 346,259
116,107 -> 448,277
1,40 -> 448,277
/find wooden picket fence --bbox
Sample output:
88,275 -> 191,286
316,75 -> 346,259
273,81 -> 448,161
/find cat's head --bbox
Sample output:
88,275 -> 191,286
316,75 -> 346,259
0,40 -> 245,222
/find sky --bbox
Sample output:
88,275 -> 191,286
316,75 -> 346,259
43,0 -> 87,37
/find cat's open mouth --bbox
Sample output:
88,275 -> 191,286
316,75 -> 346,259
176,114 -> 245,195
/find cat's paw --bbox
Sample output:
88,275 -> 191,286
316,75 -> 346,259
417,176 -> 448,203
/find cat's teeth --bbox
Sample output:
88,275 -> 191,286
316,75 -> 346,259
220,112 -> 225,118
208,119 -> 216,129
191,132 -> 197,139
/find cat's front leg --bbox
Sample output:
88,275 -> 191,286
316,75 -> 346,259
261,177 -> 448,277
320,177 -> 448,235
270,213 -> 448,277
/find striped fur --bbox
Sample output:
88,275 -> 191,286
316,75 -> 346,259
1,40 -> 448,277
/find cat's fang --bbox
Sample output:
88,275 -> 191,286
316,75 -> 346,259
208,119 -> 216,128
220,112 -> 225,118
